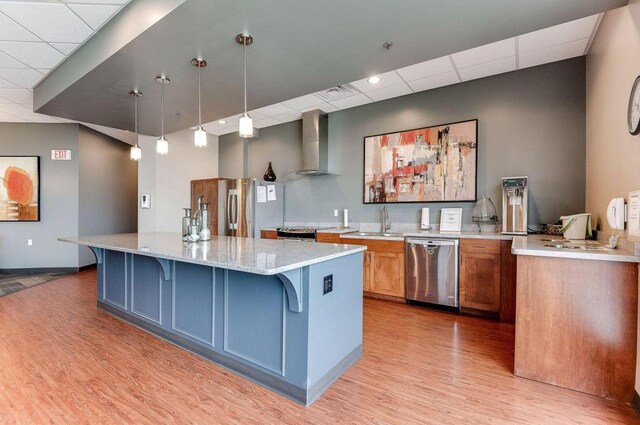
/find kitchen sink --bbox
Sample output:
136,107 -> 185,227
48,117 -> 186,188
350,231 -> 404,237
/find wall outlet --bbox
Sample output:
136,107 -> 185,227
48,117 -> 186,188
323,274 -> 333,295
27,239 -> 32,246
333,209 -> 338,217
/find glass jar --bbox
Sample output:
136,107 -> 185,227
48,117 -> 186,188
472,196 -> 499,233
182,208 -> 192,241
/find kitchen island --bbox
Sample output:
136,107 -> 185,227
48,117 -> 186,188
60,233 -> 366,406
512,236 -> 639,402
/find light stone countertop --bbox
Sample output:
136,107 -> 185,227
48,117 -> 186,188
511,235 -> 640,263
60,232 -> 367,275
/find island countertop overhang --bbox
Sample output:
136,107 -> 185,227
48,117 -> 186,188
60,232 -> 367,275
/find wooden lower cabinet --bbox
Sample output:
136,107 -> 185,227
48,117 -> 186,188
316,232 -> 341,243
341,238 -> 405,301
459,251 -> 501,312
260,230 -> 277,239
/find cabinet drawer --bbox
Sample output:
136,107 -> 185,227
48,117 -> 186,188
339,238 -> 403,253
460,239 -> 501,254
260,230 -> 278,240
316,233 -> 341,243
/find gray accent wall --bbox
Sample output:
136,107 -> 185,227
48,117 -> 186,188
0,124 -> 80,269
0,123 -> 137,270
220,58 -> 587,227
78,126 -> 138,267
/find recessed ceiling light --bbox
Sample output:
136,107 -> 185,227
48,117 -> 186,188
367,76 -> 381,85
218,119 -> 227,124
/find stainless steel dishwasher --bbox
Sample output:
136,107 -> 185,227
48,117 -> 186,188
405,238 -> 459,309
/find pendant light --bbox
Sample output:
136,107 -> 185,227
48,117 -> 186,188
156,75 -> 170,155
192,57 -> 208,148
236,33 -> 254,138
129,89 -> 143,161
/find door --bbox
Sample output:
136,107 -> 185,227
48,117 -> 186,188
459,252 -> 501,312
219,179 -> 254,237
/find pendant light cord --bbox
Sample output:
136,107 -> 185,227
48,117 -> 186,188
243,43 -> 247,115
161,79 -> 165,139
134,93 -> 139,147
198,65 -> 202,127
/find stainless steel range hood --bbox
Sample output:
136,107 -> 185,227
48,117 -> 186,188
295,110 -> 330,176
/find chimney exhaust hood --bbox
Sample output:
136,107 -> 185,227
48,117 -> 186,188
295,110 -> 332,176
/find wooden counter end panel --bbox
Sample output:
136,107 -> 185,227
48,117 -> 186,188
514,256 -> 638,402
499,240 -> 517,324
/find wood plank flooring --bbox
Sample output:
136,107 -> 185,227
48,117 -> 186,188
0,270 -> 637,424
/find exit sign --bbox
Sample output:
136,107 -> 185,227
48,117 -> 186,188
51,150 -> 72,160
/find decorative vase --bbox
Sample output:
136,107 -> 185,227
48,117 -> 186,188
263,162 -> 276,182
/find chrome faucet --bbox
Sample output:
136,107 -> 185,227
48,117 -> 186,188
382,206 -> 391,232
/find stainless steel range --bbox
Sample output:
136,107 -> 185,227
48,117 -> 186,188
276,227 -> 329,241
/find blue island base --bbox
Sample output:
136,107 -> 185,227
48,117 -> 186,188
91,248 -> 364,406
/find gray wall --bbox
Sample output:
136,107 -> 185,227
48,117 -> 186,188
0,123 -> 80,269
78,126 -> 138,266
220,58 -> 586,227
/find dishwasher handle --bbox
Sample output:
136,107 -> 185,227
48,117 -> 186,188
406,238 -> 459,246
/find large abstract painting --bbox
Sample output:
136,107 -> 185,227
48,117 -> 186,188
0,156 -> 40,222
364,119 -> 477,203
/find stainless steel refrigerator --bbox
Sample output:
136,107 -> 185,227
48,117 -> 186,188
217,179 -> 284,238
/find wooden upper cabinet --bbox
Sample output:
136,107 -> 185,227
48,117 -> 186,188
190,178 -> 220,236
459,248 -> 501,313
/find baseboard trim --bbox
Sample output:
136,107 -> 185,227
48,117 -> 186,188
632,390 -> 640,416
79,264 -> 97,272
0,267 -> 80,275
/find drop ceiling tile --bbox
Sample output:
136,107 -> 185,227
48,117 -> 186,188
0,2 -> 92,43
273,111 -> 302,122
366,83 -> 413,102
253,117 -> 282,129
50,42 -> 79,55
451,38 -> 515,69
281,94 -> 323,110
0,111 -> 25,121
0,49 -> 26,68
329,93 -> 372,110
68,4 -> 120,31
252,103 -> 296,117
63,0 -> 128,4
408,71 -> 461,92
350,71 -> 404,93
0,42 -> 65,68
0,103 -> 58,123
298,102 -> 338,113
0,68 -> 43,88
519,38 -> 588,69
0,77 -> 18,89
397,56 -> 454,82
0,12 -> 40,42
519,15 -> 598,54
0,88 -> 32,105
458,56 -> 516,81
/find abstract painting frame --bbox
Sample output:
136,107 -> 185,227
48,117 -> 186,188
363,119 -> 478,204
0,156 -> 40,222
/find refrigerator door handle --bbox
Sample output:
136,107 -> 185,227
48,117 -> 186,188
228,189 -> 238,230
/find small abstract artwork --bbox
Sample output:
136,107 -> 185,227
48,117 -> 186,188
0,156 -> 40,222
363,119 -> 477,203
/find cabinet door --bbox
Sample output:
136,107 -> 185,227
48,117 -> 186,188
370,252 -> 405,298
460,252 -> 501,312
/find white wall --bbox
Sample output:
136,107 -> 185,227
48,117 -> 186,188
138,129 -> 218,232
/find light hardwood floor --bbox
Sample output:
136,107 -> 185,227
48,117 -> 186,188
0,270 -> 637,424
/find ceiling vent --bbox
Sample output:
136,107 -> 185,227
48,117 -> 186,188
315,84 -> 361,102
